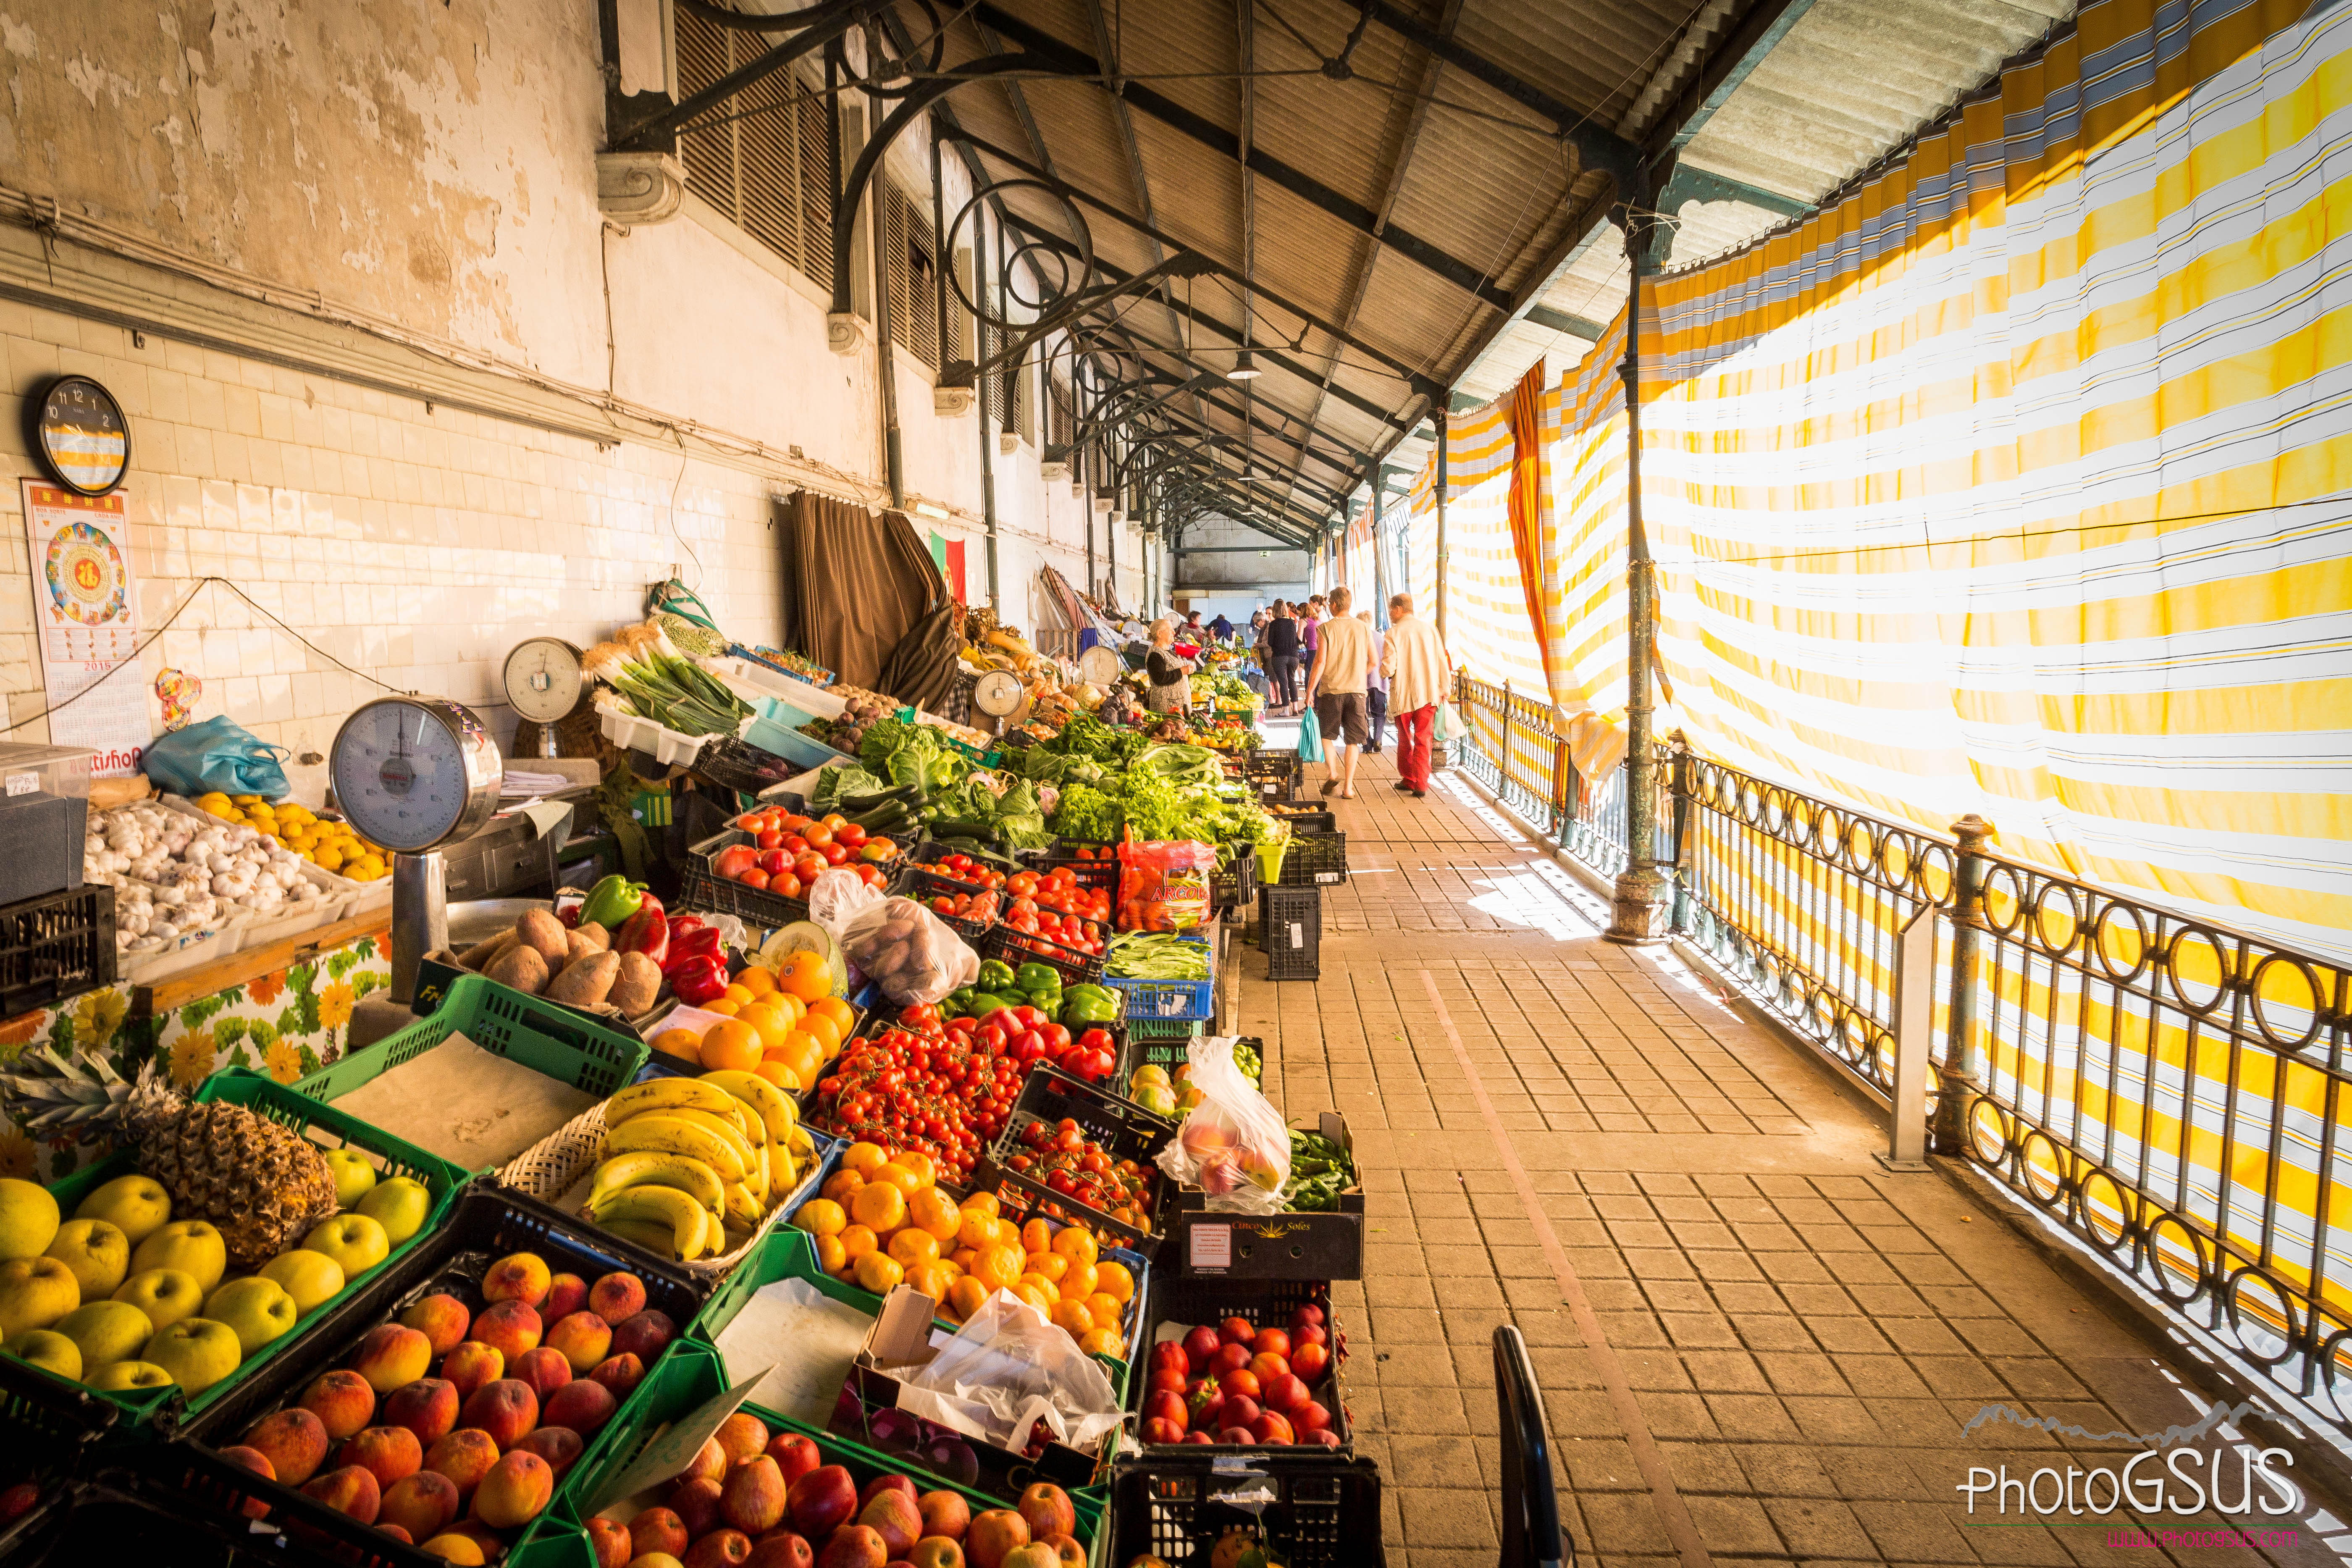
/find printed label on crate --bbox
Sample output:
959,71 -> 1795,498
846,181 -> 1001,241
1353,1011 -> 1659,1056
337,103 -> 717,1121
4,773 -> 33,798
1188,1223 -> 1232,1270
1316,872 -> 1340,884
1286,922 -> 1304,950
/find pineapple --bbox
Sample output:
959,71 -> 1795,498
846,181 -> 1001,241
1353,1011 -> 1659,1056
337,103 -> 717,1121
0,1049 -> 338,1269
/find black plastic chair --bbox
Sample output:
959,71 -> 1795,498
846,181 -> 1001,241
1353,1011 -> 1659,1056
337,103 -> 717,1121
1495,1324 -> 1573,1568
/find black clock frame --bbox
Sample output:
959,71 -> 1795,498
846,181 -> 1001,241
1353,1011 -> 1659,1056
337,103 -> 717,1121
25,374 -> 130,497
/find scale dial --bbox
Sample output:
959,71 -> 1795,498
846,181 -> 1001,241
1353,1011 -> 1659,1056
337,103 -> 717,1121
1077,645 -> 1121,686
972,670 -> 1024,717
329,697 -> 504,853
502,638 -> 586,724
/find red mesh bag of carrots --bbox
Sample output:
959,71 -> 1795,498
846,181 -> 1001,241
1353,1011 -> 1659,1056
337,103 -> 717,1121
1116,839 -> 1217,931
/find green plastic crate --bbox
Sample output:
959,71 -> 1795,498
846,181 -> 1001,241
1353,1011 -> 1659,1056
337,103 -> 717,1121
295,971 -> 650,1105
31,1067 -> 470,1434
510,1342 -> 1106,1568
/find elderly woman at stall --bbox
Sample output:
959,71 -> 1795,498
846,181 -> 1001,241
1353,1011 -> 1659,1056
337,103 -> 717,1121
1142,617 -> 1197,715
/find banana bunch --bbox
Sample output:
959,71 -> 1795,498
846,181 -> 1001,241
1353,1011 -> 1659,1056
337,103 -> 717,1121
587,1074 -> 817,1262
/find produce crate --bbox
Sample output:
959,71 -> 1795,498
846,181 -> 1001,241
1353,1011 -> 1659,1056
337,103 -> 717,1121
32,1069 -> 473,1436
1243,750 -> 1302,804
1260,884 -> 1323,981
13,1471 -> 406,1568
1125,1277 -> 1353,1453
983,921 -> 1107,985
307,971 -> 651,1102
1169,1111 -> 1363,1279
1131,1019 -> 1207,1053
1209,839 -> 1259,921
680,827 -> 814,930
896,863 -> 1000,940
144,1183 -> 706,1567
1108,972 -> 1215,1022
1265,804 -> 1337,834
1108,1454 -> 1386,1568
1042,838 -> 1120,867
0,884 -> 114,1017
0,1359 -> 117,1531
1275,829 -> 1349,887
976,1063 -> 1177,1255
1136,1033 -> 1262,1082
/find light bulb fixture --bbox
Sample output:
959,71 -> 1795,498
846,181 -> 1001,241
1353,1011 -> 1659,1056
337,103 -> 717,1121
910,499 -> 952,522
1226,351 -> 1261,381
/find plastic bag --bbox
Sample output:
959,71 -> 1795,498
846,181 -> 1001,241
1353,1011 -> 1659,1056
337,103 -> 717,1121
1297,703 -> 1324,763
1435,701 -> 1460,745
1154,1033 -> 1290,1214
895,1289 -> 1125,1455
1117,839 -> 1217,932
828,881 -> 979,1003
144,716 -> 292,799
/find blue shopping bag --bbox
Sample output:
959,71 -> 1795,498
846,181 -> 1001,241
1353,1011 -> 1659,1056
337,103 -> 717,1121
142,715 -> 293,800
1297,703 -> 1324,764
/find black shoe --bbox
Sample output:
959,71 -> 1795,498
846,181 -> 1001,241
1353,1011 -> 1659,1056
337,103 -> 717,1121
1412,789 -> 1427,798
1393,781 -> 1415,792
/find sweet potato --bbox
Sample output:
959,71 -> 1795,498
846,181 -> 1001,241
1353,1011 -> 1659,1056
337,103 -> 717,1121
608,951 -> 662,1017
546,949 -> 618,1008
456,929 -> 518,972
485,944 -> 550,995
572,921 -> 611,953
517,908 -> 569,963
564,929 -> 603,968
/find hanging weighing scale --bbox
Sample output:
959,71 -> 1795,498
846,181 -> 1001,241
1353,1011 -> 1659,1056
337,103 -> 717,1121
1077,645 -> 1122,687
501,638 -> 587,757
330,697 -> 505,1005
971,668 -> 1027,735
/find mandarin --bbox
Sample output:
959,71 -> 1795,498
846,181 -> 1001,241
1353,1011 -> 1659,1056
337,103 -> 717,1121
1050,1226 -> 1098,1269
795,1199 -> 847,1237
855,1252 -> 904,1294
699,1019 -> 762,1072
888,1229 -> 941,1269
1094,1261 -> 1135,1303
849,1182 -> 907,1233
910,1189 -> 961,1240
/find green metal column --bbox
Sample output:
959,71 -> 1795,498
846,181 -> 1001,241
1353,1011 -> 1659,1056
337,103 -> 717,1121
1606,201 -> 1671,946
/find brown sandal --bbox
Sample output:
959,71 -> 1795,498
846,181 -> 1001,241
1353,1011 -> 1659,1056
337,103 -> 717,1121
1320,779 -> 1339,797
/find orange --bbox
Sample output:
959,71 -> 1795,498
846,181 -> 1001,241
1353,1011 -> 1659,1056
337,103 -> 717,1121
736,966 -> 778,998
1078,1327 -> 1124,1358
910,1189 -> 961,1240
896,1150 -> 937,1188
723,982 -> 756,1006
650,1029 -> 701,1063
794,1198 -> 847,1237
947,1276 -> 990,1322
959,1192 -> 1000,1219
1049,1300 -> 1095,1337
1049,1226 -> 1098,1269
956,1208 -> 1001,1251
1021,1219 -> 1055,1255
1013,1271 -> 1061,1305
702,997 -> 742,1017
949,1246 -> 979,1273
1028,1252 -> 1070,1284
822,1168 -> 866,1206
888,1228 -> 941,1269
808,996 -> 855,1034
769,994 -> 807,1027
843,1142 -> 890,1177
1085,1291 -> 1123,1327
799,1014 -> 843,1055
908,1262 -> 956,1301
1062,1262 -> 1098,1300
699,1020 -> 763,1072
869,1162 -> 922,1198
742,1006 -> 793,1052
855,1252 -> 905,1294
1013,1282 -> 1055,1316
1094,1261 -> 1135,1303
814,1234 -> 848,1274
774,1036 -> 822,1086
973,1244 -> 1023,1292
753,1058 -> 798,1089
776,950 -> 831,1003
839,1224 -> 878,1264
850,1182 -> 907,1233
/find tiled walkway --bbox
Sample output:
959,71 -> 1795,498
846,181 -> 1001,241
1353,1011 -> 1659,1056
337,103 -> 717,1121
1223,727 -> 2337,1568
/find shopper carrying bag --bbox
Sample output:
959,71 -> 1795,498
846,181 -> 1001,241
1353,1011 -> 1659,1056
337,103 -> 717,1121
1381,591 -> 1452,799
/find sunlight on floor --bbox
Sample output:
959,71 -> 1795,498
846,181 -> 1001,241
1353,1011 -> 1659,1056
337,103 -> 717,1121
1432,770 -> 1530,843
1462,866 -> 1606,940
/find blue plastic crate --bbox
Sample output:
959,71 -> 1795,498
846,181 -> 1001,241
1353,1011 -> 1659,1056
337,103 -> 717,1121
742,694 -> 855,770
1108,974 -> 1215,1021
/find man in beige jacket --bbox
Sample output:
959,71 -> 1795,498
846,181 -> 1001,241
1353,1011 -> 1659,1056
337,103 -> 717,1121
1381,593 -> 1451,797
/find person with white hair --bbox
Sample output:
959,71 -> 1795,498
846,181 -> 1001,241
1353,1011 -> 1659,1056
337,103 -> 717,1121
1381,592 -> 1451,798
1143,617 -> 1195,714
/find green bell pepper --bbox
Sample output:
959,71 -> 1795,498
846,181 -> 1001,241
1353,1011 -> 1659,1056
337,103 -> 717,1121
976,959 -> 1018,991
966,992 -> 1012,1016
1014,962 -> 1063,993
579,874 -> 646,929
1024,985 -> 1063,1015
1060,985 -> 1120,1026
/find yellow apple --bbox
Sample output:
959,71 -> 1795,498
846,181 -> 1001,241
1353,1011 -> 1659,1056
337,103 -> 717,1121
142,1318 -> 242,1397
113,1269 -> 204,1333
53,1299 -> 153,1371
87,1359 -> 171,1392
0,1256 -> 82,1339
258,1249 -> 345,1318
204,1277 -> 299,1359
355,1177 -> 430,1245
322,1150 -> 378,1209
0,1178 -> 60,1262
43,1218 -> 129,1303
301,1213 -> 388,1279
5,1329 -> 80,1381
72,1175 -> 171,1248
131,1221 -> 227,1295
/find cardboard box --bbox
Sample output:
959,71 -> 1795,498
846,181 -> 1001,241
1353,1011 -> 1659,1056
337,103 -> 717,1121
1170,1111 -> 1365,1279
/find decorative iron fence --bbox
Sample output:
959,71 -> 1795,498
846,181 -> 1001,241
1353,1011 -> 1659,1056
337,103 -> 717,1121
1451,696 -> 2352,1432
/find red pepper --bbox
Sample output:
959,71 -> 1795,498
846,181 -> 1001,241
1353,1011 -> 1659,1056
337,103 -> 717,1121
617,907 -> 668,966
670,953 -> 729,1005
635,891 -> 665,922
557,905 -> 583,930
661,924 -> 722,976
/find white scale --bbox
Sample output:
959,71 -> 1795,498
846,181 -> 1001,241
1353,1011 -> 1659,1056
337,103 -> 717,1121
1078,645 -> 1122,686
971,668 -> 1026,735
330,696 -> 505,1005
501,637 -> 587,758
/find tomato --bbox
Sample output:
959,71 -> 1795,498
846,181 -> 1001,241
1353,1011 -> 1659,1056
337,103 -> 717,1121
1008,871 -> 1039,897
756,848 -> 787,875
803,824 -> 835,849
822,842 -> 850,866
739,868 -> 770,889
794,851 -> 827,883
820,813 -> 848,832
756,829 -> 784,851
775,871 -> 803,900
836,823 -> 868,849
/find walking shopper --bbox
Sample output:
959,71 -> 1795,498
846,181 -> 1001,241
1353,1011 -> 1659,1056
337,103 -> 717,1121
1142,618 -> 1196,715
1305,587 -> 1373,798
1265,603 -> 1302,712
1382,592 -> 1451,798
1360,609 -> 1388,754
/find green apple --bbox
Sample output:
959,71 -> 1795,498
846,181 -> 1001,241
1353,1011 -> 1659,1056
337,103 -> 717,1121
0,1178 -> 59,1262
301,1213 -> 388,1279
131,1221 -> 226,1295
354,1177 -> 430,1245
203,1277 -> 298,1359
73,1175 -> 171,1248
321,1149 -> 377,1209
86,1359 -> 171,1393
53,1299 -> 153,1371
113,1269 -> 203,1333
43,1219 -> 129,1303
0,1257 -> 82,1339
5,1329 -> 80,1381
257,1250 -> 345,1318
142,1318 -> 242,1397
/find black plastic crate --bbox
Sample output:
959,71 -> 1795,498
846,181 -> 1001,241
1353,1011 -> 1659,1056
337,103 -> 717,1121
983,921 -> 1107,984
1243,751 -> 1303,804
898,864 -> 1001,940
1109,1456 -> 1386,1568
682,827 -> 814,927
976,1062 -> 1176,1253
1265,805 -> 1336,835
1170,1111 -> 1363,1279
3,1473 -> 289,1568
1125,1276 -> 1353,1452
0,1362 -> 118,1557
1210,840 -> 1259,922
1260,885 -> 1323,981
1276,830 -> 1348,887
0,884 -> 113,1017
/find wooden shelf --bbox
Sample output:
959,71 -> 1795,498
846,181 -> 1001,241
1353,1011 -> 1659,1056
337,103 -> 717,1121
135,907 -> 392,1016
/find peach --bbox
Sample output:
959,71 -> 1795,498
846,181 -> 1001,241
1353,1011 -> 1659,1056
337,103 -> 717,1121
302,1464 -> 382,1525
379,1471 -> 461,1541
681,1436 -> 727,1487
379,1524 -> 413,1545
669,1475 -> 724,1537
591,1352 -> 646,1398
859,1488 -> 921,1556
629,1505 -> 689,1560
716,1411 -> 769,1465
965,1510 -> 1029,1568
745,1537 -> 814,1568
421,1537 -> 488,1566
722,1455 -> 788,1534
543,1378 -> 617,1436
512,1425 -> 585,1479
585,1515 -> 633,1568
1014,1485 -> 1073,1544
352,1323 -> 434,1394
458,1379 -> 538,1449
910,1539 -> 965,1568
399,1295 -> 470,1357
242,1407 -> 332,1487
470,1299 -> 543,1362
786,1465 -> 857,1539
610,1308 -> 674,1363
383,1379 -> 459,1446
684,1531 -> 753,1568
545,1273 -> 589,1322
917,1492 -> 969,1542
297,1369 -> 378,1442
588,1271 -> 646,1324
469,1450 -> 553,1527
512,1346 -> 573,1403
439,1342 -> 503,1402
480,1252 -> 551,1308
216,1446 -> 276,1519
547,1310 -> 614,1374
339,1425 -> 423,1489
423,1429 -> 500,1498
816,1526 -> 886,1568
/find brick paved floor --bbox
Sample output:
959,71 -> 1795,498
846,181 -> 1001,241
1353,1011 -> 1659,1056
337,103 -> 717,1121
1223,728 -> 2340,1568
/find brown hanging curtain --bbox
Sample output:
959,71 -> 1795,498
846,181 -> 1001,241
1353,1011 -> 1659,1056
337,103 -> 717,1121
787,492 -> 949,699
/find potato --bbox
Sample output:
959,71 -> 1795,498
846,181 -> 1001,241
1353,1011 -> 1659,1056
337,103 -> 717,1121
564,929 -> 603,967
609,951 -> 662,1017
573,921 -> 612,953
516,908 -> 569,963
456,929 -> 518,972
546,949 -> 619,1008
485,944 -> 550,995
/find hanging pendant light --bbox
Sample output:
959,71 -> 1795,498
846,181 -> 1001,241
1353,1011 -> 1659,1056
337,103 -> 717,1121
1226,350 -> 1261,381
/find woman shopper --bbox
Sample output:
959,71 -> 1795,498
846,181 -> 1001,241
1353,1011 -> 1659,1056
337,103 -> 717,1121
1305,586 -> 1373,798
1381,592 -> 1451,798
1360,609 -> 1388,754
1265,602 -> 1302,712
1142,617 -> 1196,715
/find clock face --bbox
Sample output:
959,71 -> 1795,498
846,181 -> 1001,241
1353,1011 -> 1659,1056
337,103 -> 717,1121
29,376 -> 129,496
330,698 -> 501,851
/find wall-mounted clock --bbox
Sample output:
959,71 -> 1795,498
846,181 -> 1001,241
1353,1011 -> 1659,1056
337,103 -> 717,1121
25,376 -> 129,496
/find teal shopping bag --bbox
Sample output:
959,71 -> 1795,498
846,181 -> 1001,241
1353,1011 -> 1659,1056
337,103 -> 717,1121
1297,703 -> 1324,764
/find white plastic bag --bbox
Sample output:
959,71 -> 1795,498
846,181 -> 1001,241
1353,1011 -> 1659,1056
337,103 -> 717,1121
1154,1034 -> 1290,1214
895,1289 -> 1125,1455
819,872 -> 979,1004
808,866 -> 887,938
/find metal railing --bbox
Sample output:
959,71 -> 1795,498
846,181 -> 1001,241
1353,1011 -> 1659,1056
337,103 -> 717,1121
1455,676 -> 1635,872
1451,687 -> 2352,1432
